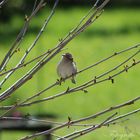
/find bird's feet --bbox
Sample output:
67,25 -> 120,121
57,78 -> 65,85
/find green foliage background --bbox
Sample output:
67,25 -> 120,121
0,7 -> 140,140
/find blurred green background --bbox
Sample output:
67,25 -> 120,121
0,1 -> 140,140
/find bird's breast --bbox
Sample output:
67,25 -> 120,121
57,61 -> 76,78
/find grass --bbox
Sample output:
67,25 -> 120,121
0,7 -> 140,140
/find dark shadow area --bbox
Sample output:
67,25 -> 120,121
0,0 -> 140,22
84,24 -> 140,37
0,24 -> 140,45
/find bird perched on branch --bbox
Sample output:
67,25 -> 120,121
57,53 -> 77,84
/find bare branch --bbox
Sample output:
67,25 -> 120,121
20,112 -> 117,140
0,0 -> 59,101
0,0 -> 45,72
20,107 -> 140,140
61,112 -> 118,140
0,0 -> 110,102
63,108 -> 140,140
0,0 -> 8,8
1,94 -> 139,140
16,54 -> 140,107
0,0 -> 140,139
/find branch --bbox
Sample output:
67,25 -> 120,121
0,44 -> 140,115
0,0 -> 110,102
20,112 -> 117,140
61,112 -> 117,140
16,44 -> 140,107
20,107 -> 140,140
0,95 -> 139,139
0,0 -> 8,8
0,0 -> 45,72
15,52 -> 140,107
0,0 -> 59,101
62,108 -> 140,139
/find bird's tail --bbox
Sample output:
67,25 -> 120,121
71,77 -> 76,84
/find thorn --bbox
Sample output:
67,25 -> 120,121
133,59 -> 136,63
108,76 -> 114,84
68,116 -> 72,128
111,78 -> 114,84
108,76 -> 112,80
82,89 -> 88,93
94,76 -> 97,83
59,38 -> 63,42
68,116 -> 71,122
114,52 -> 118,55
132,59 -> 136,66
66,87 -> 70,93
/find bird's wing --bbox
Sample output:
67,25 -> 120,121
73,61 -> 77,74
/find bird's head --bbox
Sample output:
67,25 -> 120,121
62,53 -> 73,61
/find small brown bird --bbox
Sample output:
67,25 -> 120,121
57,53 -> 77,84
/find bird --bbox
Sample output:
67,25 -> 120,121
57,53 -> 77,84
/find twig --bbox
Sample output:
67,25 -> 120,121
0,56 -> 139,117
14,56 -> 140,107
12,44 -> 140,107
0,0 -> 45,72
62,112 -> 117,140
0,0 -> 47,87
1,94 -> 139,130
20,112 -> 117,140
0,116 -> 101,127
19,44 -> 139,100
9,97 -> 138,140
0,0 -> 8,8
0,0 -> 110,102
64,108 -> 140,139
0,57 -> 139,114
0,0 -> 59,101
0,48 -> 58,77
77,43 -> 140,76
72,49 -> 140,91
